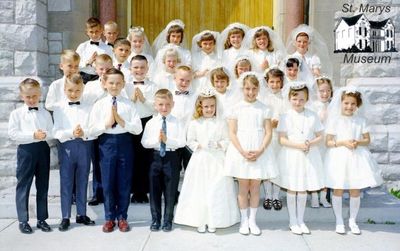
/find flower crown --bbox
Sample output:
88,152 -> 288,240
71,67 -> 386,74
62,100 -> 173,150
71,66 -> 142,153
199,87 -> 216,98
129,26 -> 144,34
290,82 -> 307,90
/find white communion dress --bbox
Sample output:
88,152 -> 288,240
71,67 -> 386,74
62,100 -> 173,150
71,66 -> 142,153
174,117 -> 240,228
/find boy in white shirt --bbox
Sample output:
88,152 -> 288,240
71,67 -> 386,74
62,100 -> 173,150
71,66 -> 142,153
113,38 -> 132,79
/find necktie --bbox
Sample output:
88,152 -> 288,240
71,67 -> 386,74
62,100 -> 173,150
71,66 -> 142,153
117,64 -> 122,70
112,96 -> 117,128
28,107 -> 38,111
68,101 -> 81,105
160,116 -> 167,157
133,81 -> 144,85
90,41 -> 100,46
175,90 -> 189,95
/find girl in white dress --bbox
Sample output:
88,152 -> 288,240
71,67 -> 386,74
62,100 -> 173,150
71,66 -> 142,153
307,77 -> 334,208
243,26 -> 285,73
224,72 -> 278,236
127,26 -> 154,67
150,45 -> 182,91
191,31 -> 220,93
259,68 -> 287,211
325,86 -> 383,235
174,89 -> 239,233
218,23 -> 249,72
209,67 -> 235,119
275,83 -> 325,235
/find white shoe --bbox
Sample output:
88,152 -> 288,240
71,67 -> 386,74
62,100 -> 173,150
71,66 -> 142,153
335,224 -> 346,234
299,223 -> 310,234
207,226 -> 216,233
197,225 -> 206,233
320,199 -> 332,208
239,220 -> 249,235
311,194 -> 320,208
249,222 -> 261,236
349,221 -> 361,235
289,225 -> 303,235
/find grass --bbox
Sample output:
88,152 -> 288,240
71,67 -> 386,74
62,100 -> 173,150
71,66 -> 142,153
389,188 -> 400,199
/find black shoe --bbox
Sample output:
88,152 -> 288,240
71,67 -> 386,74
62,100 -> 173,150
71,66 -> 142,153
162,221 -> 172,232
263,199 -> 273,210
88,197 -> 101,206
150,219 -> 160,232
37,220 -> 52,232
76,215 -> 95,225
19,222 -> 33,234
140,194 -> 149,203
130,194 -> 139,203
58,219 -> 70,231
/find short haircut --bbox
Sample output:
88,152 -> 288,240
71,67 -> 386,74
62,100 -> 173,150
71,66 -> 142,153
265,68 -> 284,88
316,77 -> 333,97
196,32 -> 216,48
155,88 -> 173,100
104,21 -> 118,30
235,59 -> 252,78
252,28 -> 274,52
210,67 -> 230,86
176,65 -> 192,73
65,73 -> 84,86
130,54 -> 148,64
341,91 -> 363,107
162,48 -> 181,63
224,27 -> 245,49
166,25 -> 184,43
19,78 -> 40,92
103,68 -> 125,82
296,32 -> 309,40
114,38 -> 131,48
243,74 -> 259,88
193,95 -> 217,119
95,53 -> 113,64
60,49 -> 80,63
289,86 -> 309,101
86,17 -> 101,29
286,57 -> 300,68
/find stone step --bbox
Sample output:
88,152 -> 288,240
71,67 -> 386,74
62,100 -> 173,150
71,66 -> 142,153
0,170 -> 399,223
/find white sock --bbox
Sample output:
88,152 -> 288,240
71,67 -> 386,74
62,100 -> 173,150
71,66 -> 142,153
263,181 -> 272,199
296,193 -> 307,225
249,207 -> 258,226
349,196 -> 361,222
332,195 -> 344,225
287,193 -> 297,226
240,208 -> 248,223
272,184 -> 281,200
320,190 -> 328,202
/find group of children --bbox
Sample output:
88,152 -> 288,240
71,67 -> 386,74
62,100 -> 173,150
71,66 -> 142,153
8,17 -> 382,236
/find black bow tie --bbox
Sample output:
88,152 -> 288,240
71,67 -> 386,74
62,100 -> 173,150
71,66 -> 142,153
90,41 -> 100,46
28,107 -> 38,111
133,81 -> 144,85
175,90 -> 189,95
106,43 -> 114,47
68,101 -> 81,106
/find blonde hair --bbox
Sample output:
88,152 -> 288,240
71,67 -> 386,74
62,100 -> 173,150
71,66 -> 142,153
19,78 -> 41,92
316,77 -> 333,98
289,86 -> 309,101
65,73 -> 84,86
251,28 -> 274,52
95,54 -> 113,65
243,74 -> 259,88
60,49 -> 80,63
224,27 -> 245,49
127,26 -> 145,40
104,21 -> 118,30
235,59 -> 252,78
193,95 -> 217,119
162,48 -> 181,64
155,88 -> 173,100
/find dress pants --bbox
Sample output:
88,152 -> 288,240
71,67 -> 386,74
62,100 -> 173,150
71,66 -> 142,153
131,116 -> 153,196
149,151 -> 180,223
98,133 -> 133,221
16,141 -> 50,222
59,139 -> 92,219
91,138 -> 103,200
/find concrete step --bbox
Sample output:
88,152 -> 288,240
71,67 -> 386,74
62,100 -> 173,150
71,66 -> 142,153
1,170 -> 399,224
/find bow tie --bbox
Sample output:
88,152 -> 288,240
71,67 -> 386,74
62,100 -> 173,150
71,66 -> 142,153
106,43 -> 114,47
133,81 -> 144,85
68,101 -> 81,105
175,90 -> 189,95
28,107 -> 38,111
90,41 -> 100,46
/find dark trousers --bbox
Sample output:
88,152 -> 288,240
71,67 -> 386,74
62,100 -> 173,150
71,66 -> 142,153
59,139 -> 92,219
90,139 -> 103,200
177,146 -> 192,171
149,151 -> 180,223
99,133 -> 133,221
131,116 -> 153,196
16,141 -> 50,222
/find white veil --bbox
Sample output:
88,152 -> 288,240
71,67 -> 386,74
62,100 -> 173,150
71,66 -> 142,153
152,19 -> 188,53
191,30 -> 220,55
127,26 -> 153,56
217,22 -> 250,59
